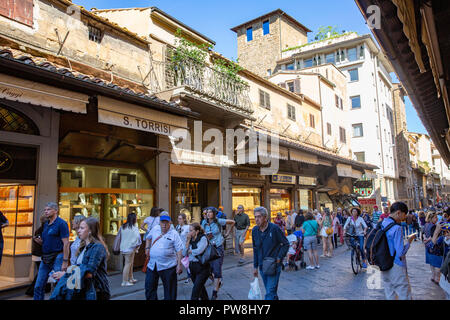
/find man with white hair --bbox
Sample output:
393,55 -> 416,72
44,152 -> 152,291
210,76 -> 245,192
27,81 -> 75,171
252,206 -> 289,300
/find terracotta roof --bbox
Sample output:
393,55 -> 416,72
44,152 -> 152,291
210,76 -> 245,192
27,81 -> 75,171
0,46 -> 197,117
231,9 -> 311,33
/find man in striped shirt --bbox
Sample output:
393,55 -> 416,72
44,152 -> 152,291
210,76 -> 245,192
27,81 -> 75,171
372,206 -> 382,226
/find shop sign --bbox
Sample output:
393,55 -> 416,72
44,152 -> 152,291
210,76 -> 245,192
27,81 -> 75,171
97,96 -> 188,137
232,171 -> 265,180
358,198 -> 376,205
0,150 -> 13,173
272,174 -> 295,184
0,74 -> 88,113
298,176 -> 316,186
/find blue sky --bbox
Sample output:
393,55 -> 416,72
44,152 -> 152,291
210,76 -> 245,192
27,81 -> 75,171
75,0 -> 427,134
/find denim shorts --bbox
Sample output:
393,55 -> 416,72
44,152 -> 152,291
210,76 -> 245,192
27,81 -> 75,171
303,236 -> 317,251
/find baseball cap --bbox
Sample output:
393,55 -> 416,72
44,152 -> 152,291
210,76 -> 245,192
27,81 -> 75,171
160,214 -> 171,222
373,206 -> 378,209
441,223 -> 450,231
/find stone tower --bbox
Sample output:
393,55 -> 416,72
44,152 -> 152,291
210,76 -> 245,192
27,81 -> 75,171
231,9 -> 311,78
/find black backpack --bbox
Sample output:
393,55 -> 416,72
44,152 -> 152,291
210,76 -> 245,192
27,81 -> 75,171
365,221 -> 398,271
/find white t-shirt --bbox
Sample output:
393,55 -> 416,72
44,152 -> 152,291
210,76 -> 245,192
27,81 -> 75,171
147,228 -> 183,271
144,216 -> 160,231
176,224 -> 190,244
344,216 -> 367,236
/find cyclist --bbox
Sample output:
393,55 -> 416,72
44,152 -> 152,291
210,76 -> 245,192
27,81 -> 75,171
343,207 -> 368,268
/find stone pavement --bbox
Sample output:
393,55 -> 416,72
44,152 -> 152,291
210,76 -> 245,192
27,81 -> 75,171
115,239 -> 447,300
7,240 -> 448,300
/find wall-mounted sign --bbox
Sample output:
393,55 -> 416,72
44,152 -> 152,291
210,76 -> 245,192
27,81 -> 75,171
358,198 -> 376,205
271,174 -> 295,184
0,144 -> 37,180
0,150 -> 13,173
298,176 -> 316,186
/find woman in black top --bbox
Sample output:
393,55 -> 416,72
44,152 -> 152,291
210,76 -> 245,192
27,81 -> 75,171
183,222 -> 210,300
0,210 -> 9,266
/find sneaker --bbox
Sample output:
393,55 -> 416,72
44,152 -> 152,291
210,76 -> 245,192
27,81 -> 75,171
320,254 -> 326,258
130,279 -> 138,284
315,265 -> 320,269
238,258 -> 245,264
121,281 -> 134,287
306,266 -> 315,270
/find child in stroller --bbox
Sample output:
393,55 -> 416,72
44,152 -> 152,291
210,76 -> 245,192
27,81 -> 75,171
285,230 -> 306,271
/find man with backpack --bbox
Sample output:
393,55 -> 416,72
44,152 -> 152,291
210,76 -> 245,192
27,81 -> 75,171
366,201 -> 415,300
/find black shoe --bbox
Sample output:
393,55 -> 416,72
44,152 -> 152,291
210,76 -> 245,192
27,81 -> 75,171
211,290 -> 218,300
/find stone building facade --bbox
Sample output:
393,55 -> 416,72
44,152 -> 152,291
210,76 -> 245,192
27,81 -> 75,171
230,9 -> 311,78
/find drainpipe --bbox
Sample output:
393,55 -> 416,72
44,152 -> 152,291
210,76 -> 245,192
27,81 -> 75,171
373,53 -> 385,205
318,75 -> 325,147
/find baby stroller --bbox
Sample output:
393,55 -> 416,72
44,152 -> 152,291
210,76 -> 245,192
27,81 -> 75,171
286,233 -> 306,271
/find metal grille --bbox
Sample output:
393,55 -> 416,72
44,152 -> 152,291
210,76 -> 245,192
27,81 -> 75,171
0,105 -> 39,135
88,25 -> 103,43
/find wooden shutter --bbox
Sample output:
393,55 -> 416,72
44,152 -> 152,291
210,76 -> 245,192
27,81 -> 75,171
13,0 -> 33,27
0,0 -> 13,19
335,94 -> 339,108
259,89 -> 265,108
294,79 -> 300,93
265,92 -> 270,109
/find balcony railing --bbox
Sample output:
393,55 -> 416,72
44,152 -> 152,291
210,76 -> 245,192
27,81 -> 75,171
147,57 -> 253,115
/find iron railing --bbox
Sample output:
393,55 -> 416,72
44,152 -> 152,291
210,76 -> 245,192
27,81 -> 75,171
147,57 -> 253,115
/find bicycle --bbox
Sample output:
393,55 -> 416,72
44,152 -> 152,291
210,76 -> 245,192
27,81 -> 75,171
345,233 -> 363,275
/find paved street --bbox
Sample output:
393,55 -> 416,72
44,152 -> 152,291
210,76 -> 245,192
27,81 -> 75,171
113,240 -> 447,300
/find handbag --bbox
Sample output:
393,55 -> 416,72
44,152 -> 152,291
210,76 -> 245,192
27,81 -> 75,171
326,227 -> 333,236
112,227 -> 122,255
197,240 -> 220,265
262,257 -> 277,276
42,251 -> 60,265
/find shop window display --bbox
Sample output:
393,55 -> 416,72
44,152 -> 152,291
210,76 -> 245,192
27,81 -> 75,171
269,189 -> 291,220
232,187 -> 261,242
0,185 -> 35,255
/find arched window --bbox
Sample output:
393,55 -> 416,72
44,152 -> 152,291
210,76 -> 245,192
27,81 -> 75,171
0,105 -> 39,135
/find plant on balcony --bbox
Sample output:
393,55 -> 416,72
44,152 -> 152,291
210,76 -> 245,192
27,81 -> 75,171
418,161 -> 431,174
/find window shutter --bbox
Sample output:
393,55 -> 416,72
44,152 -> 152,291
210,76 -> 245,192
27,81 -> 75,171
335,94 -> 339,108
294,79 -> 300,93
265,92 -> 270,109
259,89 -> 265,107
0,0 -> 13,19
13,0 -> 33,26
340,97 -> 343,110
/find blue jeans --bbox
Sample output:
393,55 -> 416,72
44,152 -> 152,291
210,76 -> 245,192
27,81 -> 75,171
350,236 -> 366,260
33,253 -> 63,300
259,264 -> 282,300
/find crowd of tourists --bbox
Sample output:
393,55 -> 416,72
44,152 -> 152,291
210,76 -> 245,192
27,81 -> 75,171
15,198 -> 449,301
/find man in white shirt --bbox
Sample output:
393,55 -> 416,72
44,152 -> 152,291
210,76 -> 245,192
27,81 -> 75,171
285,210 -> 297,235
144,215 -> 183,300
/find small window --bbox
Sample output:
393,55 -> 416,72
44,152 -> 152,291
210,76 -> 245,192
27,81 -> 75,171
309,114 -> 315,128
326,53 -> 335,64
327,123 -> 332,136
335,94 -> 339,108
263,20 -> 270,35
247,27 -> 253,41
339,127 -> 346,143
348,68 -> 359,81
267,69 -> 272,76
287,82 -> 295,93
348,47 -> 357,61
286,63 -> 295,70
304,59 -> 313,68
350,96 -> 361,109
259,89 -> 270,109
353,123 -> 364,137
360,45 -> 365,59
89,25 -> 103,43
287,104 -> 296,121
354,152 -> 365,163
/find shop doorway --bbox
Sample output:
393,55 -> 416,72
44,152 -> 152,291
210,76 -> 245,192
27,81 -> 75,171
232,187 -> 262,243
269,188 -> 292,221
171,178 -> 219,224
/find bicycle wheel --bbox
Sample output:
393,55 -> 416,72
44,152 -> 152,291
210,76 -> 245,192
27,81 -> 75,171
351,249 -> 360,275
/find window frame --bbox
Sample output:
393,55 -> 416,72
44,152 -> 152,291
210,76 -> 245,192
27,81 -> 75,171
354,152 -> 366,163
246,26 -> 253,42
339,127 -> 346,144
350,95 -> 361,109
352,123 -> 364,137
259,89 -> 270,110
262,20 -> 270,35
287,104 -> 296,121
327,123 -> 332,136
309,114 -> 315,129
348,68 -> 359,82
348,47 -> 357,62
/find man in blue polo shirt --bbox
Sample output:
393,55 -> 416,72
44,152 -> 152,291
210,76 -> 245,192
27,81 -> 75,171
33,202 -> 70,300
380,201 -> 415,300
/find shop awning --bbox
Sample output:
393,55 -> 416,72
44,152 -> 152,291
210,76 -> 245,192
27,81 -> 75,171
336,164 -> 362,179
258,144 -> 289,160
289,149 -> 319,165
0,74 -> 88,113
97,96 -> 188,137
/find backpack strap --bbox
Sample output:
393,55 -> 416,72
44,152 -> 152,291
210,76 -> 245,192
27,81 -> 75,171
383,221 -> 398,233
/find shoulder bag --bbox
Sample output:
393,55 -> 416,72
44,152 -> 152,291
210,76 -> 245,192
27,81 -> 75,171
196,238 -> 220,265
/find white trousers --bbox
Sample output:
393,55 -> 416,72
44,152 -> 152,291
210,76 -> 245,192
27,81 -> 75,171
381,263 -> 412,300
